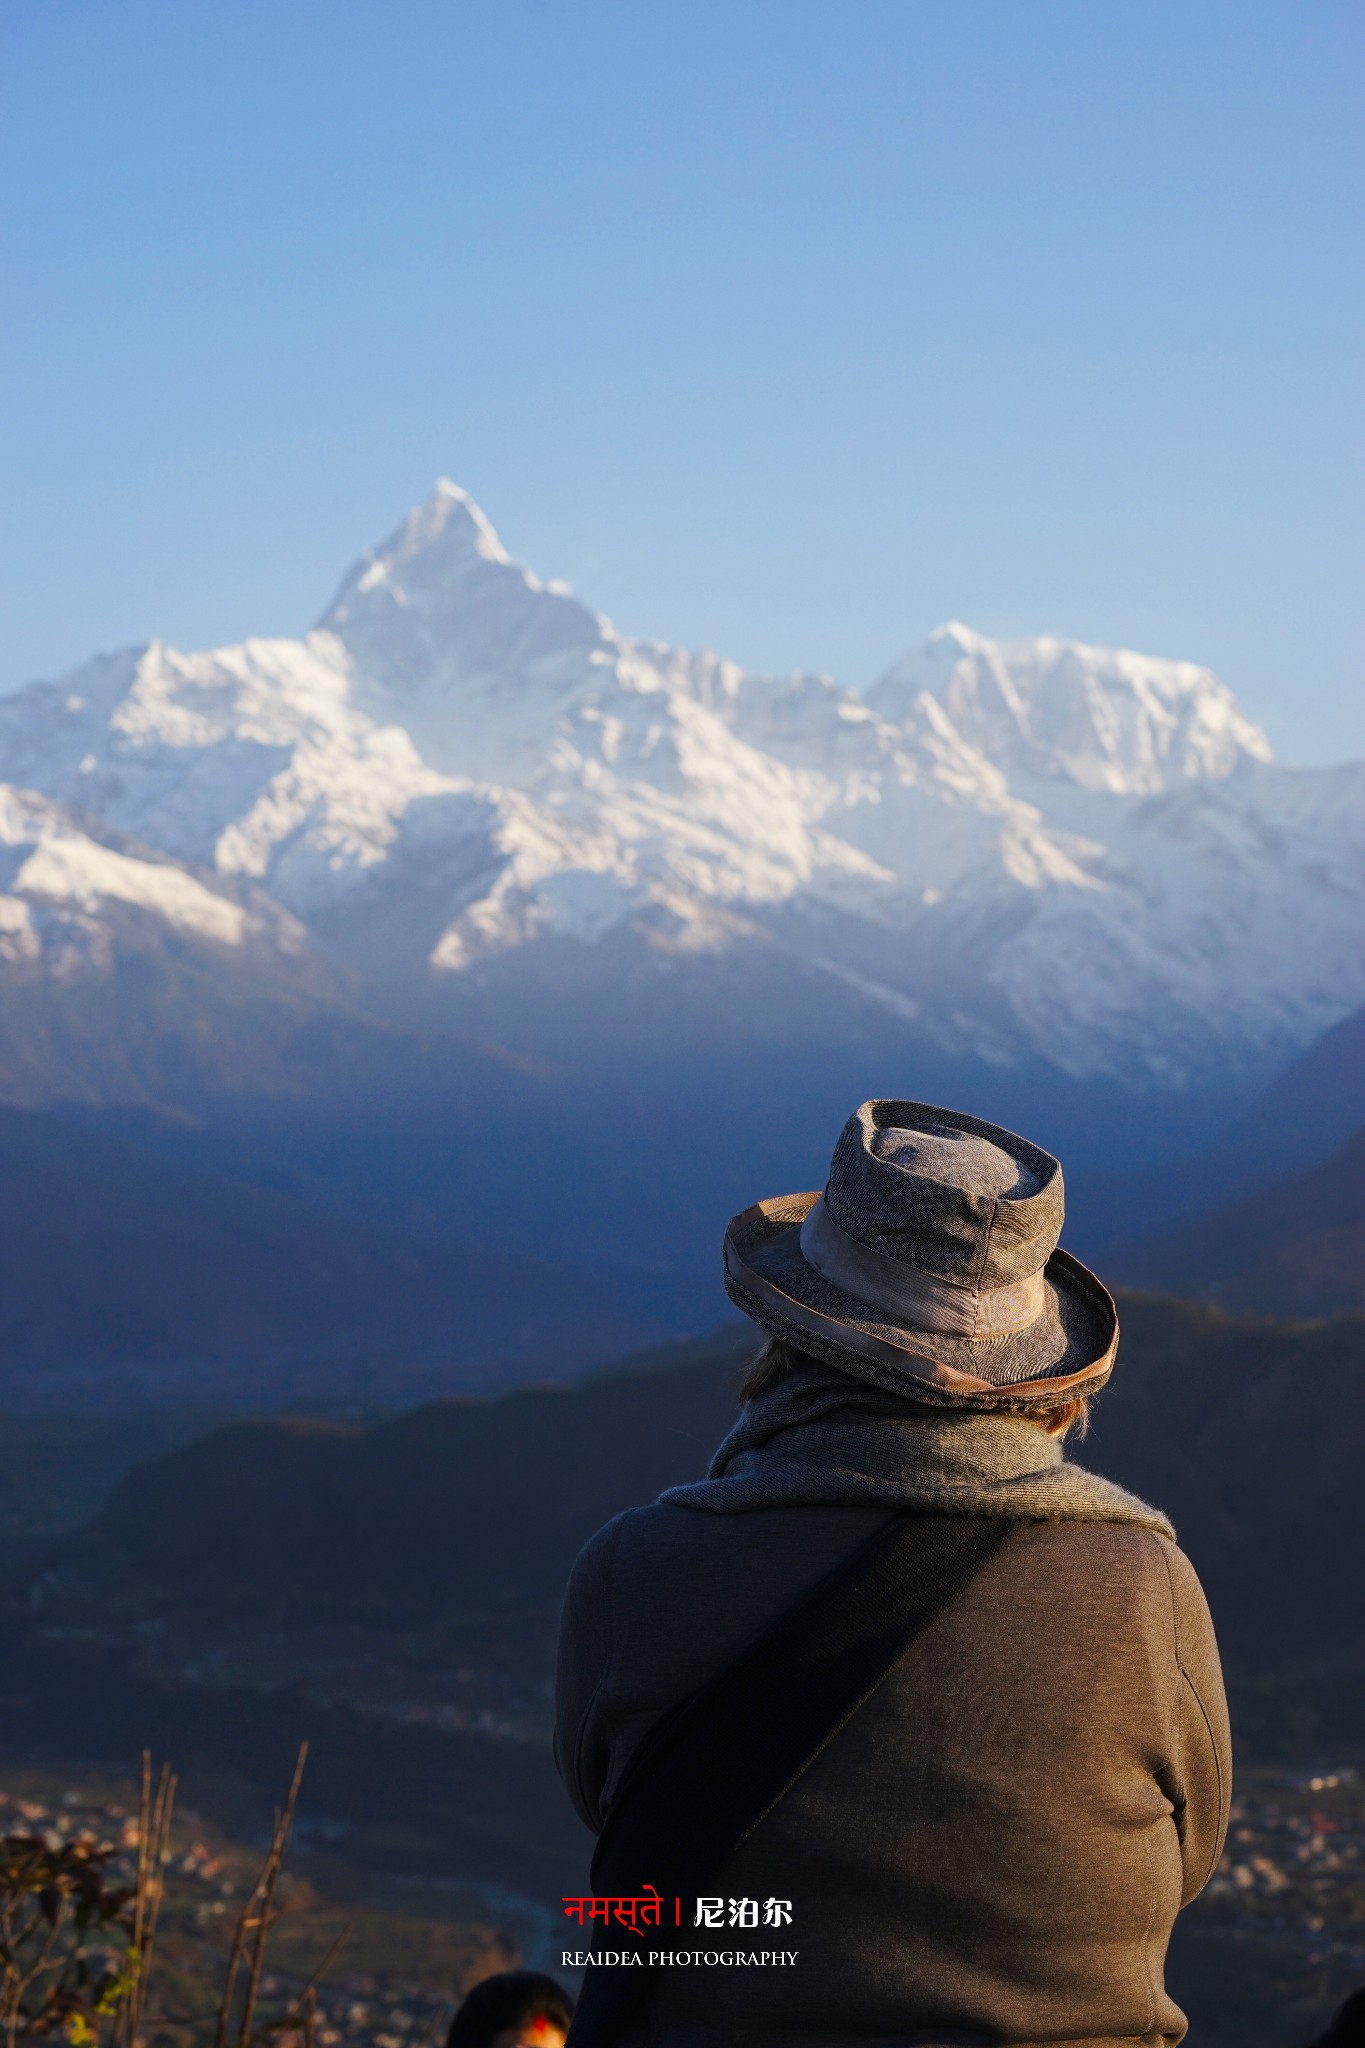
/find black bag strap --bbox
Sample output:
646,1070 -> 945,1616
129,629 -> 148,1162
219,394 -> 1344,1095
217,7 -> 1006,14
567,1510 -> 1017,2046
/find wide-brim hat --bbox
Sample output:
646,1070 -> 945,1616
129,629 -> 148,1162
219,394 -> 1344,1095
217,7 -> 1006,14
723,1099 -> 1118,1411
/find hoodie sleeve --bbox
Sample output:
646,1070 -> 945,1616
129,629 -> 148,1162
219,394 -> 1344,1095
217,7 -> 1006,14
553,1510 -> 629,1835
1158,1537 -> 1233,1905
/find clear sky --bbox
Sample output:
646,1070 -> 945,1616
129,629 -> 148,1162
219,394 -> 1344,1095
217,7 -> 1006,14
1,0 -> 1360,762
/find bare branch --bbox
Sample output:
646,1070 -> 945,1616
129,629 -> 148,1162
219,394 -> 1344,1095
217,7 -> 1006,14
235,1743 -> 308,2048
127,1768 -> 176,2046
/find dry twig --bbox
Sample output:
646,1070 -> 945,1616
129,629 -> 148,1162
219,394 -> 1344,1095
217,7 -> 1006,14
231,1744 -> 309,2048
125,1765 -> 176,2048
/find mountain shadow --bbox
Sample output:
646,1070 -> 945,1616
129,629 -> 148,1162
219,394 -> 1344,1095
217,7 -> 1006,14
0,1105 -> 652,1407
1112,1123 -> 1365,1317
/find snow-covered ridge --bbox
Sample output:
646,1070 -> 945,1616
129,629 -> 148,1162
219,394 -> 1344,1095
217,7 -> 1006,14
872,621 -> 1274,794
0,782 -> 301,974
1,479 -> 1360,1086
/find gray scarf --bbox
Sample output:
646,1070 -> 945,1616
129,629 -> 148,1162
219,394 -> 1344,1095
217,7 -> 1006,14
660,1357 -> 1173,1537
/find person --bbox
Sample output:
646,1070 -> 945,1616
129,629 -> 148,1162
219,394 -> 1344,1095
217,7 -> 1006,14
1306,1989 -> 1365,2046
446,1970 -> 575,2048
555,1098 -> 1231,2046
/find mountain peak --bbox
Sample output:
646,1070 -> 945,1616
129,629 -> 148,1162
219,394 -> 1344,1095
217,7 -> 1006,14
417,478 -> 512,566
871,623 -> 1273,795
316,480 -> 606,691
308,484 -> 615,775
321,481 -> 512,630
0,483 -> 1357,1093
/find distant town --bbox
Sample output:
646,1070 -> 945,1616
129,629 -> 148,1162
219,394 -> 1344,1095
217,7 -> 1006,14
0,1774 -> 512,2048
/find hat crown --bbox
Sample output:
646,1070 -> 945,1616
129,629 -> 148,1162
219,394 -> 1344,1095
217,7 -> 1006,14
824,1100 -> 1064,1289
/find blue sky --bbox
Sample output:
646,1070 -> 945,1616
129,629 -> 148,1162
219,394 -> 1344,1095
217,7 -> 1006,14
1,0 -> 1360,762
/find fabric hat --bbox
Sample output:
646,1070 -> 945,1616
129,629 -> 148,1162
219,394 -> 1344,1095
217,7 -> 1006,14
722,1099 -> 1118,1411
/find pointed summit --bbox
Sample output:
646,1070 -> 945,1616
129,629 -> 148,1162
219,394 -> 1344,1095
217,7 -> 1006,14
397,478 -> 513,569
318,481 -> 607,687
311,482 -> 617,776
320,479 -> 513,635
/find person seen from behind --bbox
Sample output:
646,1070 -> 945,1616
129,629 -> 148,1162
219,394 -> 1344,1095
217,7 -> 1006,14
555,1099 -> 1231,2045
446,1970 -> 574,2048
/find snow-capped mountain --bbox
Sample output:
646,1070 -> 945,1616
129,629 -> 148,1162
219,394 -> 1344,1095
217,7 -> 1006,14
2,479 -> 1361,1089
872,622 -> 1274,795
0,781 -> 305,974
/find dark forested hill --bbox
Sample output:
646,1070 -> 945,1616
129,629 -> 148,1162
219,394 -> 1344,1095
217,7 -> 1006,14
1112,1125 -> 1365,1317
0,1106 -> 649,1406
1070,1000 -> 1365,1262
1250,1000 -> 1365,1160
26,1329 -> 750,1680
14,1299 -> 1363,1761
1083,1294 -> 1365,1750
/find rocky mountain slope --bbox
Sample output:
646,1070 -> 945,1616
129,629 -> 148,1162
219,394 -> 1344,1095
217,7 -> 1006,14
3,481 -> 1361,1094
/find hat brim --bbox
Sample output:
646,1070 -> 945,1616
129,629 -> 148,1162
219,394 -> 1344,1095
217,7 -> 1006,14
724,1192 -> 1117,1411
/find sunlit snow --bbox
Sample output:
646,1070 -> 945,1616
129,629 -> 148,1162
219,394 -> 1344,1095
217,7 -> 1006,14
0,481 -> 1359,1084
